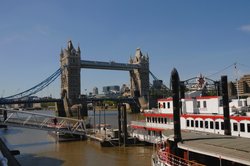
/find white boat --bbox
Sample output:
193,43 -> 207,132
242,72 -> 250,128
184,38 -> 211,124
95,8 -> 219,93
130,95 -> 250,144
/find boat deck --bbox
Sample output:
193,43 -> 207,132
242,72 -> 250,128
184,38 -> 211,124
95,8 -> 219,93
163,130 -> 250,165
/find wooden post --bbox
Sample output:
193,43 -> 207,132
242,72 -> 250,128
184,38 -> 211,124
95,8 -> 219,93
221,75 -> 231,136
122,104 -> 128,146
118,104 -> 122,145
180,81 -> 185,99
171,68 -> 182,143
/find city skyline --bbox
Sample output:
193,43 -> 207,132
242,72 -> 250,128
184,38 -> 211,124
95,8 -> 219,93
1,0 -> 250,98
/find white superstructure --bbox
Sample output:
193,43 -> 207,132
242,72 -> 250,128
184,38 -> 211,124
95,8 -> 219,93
131,96 -> 250,143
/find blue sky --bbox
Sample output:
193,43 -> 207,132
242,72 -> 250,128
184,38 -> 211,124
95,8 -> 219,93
1,0 -> 250,98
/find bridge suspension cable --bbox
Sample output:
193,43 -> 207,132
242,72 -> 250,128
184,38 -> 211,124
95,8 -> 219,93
2,68 -> 62,100
206,63 -> 235,78
149,71 -> 159,80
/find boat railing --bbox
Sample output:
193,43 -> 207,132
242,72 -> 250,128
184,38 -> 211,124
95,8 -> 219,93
157,150 -> 205,166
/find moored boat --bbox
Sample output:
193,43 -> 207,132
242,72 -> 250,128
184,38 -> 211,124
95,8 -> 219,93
130,96 -> 250,144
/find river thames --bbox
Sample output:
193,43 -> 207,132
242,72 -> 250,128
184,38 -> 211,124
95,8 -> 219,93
0,110 -> 153,166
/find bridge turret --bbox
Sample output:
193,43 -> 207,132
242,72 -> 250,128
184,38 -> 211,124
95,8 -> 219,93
60,40 -> 81,117
67,40 -> 74,51
60,48 -> 64,58
130,48 -> 149,101
77,45 -> 81,55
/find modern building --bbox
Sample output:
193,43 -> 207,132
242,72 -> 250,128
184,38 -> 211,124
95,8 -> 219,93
93,87 -> 98,95
229,74 -> 250,98
103,85 -> 120,95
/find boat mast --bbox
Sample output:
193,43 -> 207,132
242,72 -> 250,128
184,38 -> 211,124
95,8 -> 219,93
234,62 -> 240,100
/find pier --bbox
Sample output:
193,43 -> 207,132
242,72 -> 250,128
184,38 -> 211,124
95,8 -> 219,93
85,104 -> 143,147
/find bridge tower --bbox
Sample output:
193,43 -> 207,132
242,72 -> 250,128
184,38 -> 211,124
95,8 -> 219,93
130,48 -> 149,101
60,40 -> 81,116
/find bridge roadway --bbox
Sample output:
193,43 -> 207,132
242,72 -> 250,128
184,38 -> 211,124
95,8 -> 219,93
0,97 -> 138,105
81,60 -> 141,71
0,108 -> 87,136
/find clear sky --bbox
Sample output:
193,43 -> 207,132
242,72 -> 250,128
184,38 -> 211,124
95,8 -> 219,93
1,0 -> 250,98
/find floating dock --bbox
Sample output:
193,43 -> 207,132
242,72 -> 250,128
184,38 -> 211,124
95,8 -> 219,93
86,129 -> 142,147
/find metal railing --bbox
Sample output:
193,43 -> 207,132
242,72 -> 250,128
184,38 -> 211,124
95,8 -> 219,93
0,108 -> 87,136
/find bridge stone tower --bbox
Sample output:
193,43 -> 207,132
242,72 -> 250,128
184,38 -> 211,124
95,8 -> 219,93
130,48 -> 149,101
60,40 -> 81,116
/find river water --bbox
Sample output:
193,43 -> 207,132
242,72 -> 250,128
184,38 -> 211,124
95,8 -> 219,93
0,110 -> 153,166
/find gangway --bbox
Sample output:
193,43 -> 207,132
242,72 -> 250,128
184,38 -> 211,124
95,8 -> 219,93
0,108 -> 87,136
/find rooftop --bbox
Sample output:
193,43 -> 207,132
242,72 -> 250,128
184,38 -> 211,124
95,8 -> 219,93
163,130 -> 250,165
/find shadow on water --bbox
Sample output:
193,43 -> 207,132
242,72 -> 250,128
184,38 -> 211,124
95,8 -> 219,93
17,154 -> 64,166
0,128 -> 23,135
10,141 -> 55,149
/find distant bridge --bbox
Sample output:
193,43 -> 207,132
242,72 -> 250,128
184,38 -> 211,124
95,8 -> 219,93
0,108 -> 87,136
0,98 -> 62,105
0,97 -> 138,105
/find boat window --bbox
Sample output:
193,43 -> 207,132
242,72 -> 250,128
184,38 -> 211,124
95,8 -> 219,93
200,121 -> 204,128
197,101 -> 200,108
219,100 -> 223,107
158,103 -> 161,108
167,102 -> 170,108
158,117 -> 161,123
195,120 -> 199,128
205,121 -> 209,128
215,122 -> 219,130
161,118 -> 164,124
233,123 -> 238,131
152,117 -> 155,123
240,123 -> 245,132
163,102 -> 166,109
191,120 -> 194,127
247,124 -> 250,133
164,118 -> 167,124
203,101 -> 207,108
210,121 -> 214,129
221,122 -> 224,130
186,120 -> 190,127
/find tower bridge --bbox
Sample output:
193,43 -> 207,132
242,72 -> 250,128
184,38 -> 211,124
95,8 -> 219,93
61,40 -> 149,116
0,40 -> 223,118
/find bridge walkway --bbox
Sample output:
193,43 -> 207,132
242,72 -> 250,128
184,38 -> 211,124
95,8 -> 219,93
0,108 -> 88,136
